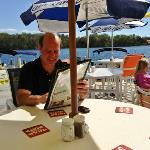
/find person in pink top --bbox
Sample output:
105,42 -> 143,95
135,58 -> 150,89
135,58 -> 150,108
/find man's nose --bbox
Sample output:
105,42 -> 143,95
49,51 -> 54,56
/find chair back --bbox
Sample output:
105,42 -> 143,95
122,54 -> 144,77
7,68 -> 20,107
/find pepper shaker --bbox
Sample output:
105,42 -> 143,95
73,115 -> 85,138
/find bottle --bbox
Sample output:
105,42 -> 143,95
61,118 -> 75,142
91,66 -> 95,72
22,60 -> 26,65
17,56 -> 22,68
0,59 -> 2,70
8,58 -> 14,68
73,115 -> 86,138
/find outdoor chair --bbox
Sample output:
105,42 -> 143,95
122,54 -> 144,77
89,76 -> 118,99
121,54 -> 144,102
87,68 -> 120,100
7,68 -> 21,107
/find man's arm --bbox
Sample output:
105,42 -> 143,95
16,89 -> 48,106
77,79 -> 89,100
16,61 -> 46,106
17,80 -> 89,106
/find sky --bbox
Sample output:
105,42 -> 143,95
0,0 -> 150,37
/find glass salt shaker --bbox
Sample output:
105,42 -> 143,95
61,118 -> 75,142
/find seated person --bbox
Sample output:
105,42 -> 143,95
135,58 -> 150,108
16,32 -> 89,106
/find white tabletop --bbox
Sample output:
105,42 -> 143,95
0,99 -> 150,150
86,68 -> 122,79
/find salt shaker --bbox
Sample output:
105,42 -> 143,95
61,118 -> 75,142
73,115 -> 85,138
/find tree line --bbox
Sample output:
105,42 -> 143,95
0,33 -> 149,50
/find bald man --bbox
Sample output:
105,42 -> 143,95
17,32 -> 89,106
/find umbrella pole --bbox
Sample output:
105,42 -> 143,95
111,31 -> 114,60
68,0 -> 78,118
86,4 -> 89,58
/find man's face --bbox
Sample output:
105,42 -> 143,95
40,38 -> 60,65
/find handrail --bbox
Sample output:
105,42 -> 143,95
0,49 -> 37,56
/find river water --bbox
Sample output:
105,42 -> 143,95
1,45 -> 150,66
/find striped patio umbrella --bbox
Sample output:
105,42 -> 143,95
85,18 -> 147,59
21,0 -> 150,33
144,12 -> 150,18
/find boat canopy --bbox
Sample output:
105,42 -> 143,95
0,49 -> 37,56
93,47 -> 128,54
0,49 -> 17,56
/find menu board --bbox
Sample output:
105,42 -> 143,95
44,59 -> 90,110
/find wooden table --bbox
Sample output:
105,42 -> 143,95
0,99 -> 150,150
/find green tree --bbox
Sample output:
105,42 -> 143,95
0,33 -> 149,51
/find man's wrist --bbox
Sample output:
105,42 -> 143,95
78,95 -> 85,101
35,95 -> 42,105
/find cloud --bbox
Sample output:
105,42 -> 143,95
0,28 -> 17,33
0,28 -> 42,34
20,29 -> 41,34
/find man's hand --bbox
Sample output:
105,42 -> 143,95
77,79 -> 89,100
17,90 -> 48,106
40,93 -> 49,104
